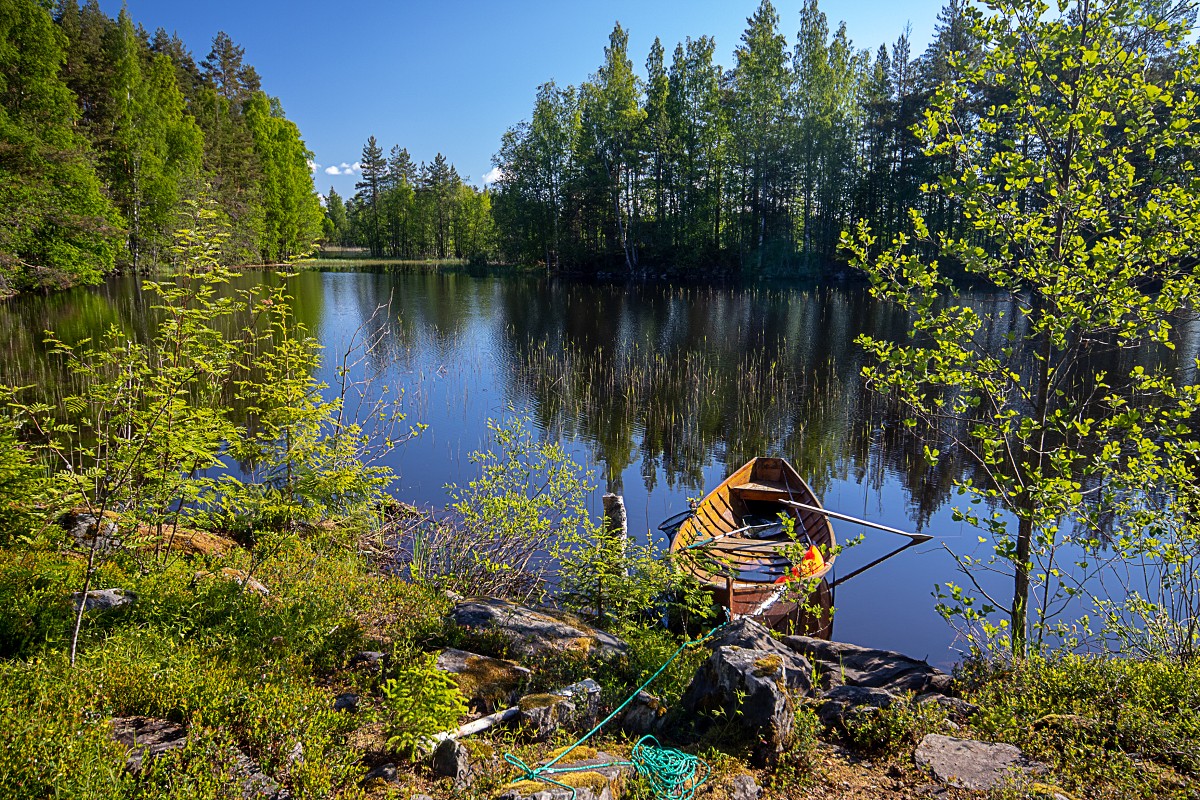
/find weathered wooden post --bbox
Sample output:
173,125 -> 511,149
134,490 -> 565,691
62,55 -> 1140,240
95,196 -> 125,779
601,493 -> 628,549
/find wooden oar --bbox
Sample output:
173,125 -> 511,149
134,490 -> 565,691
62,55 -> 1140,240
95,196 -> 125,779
780,500 -> 934,543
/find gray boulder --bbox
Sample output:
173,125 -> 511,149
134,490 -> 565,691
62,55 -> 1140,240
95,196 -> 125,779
516,679 -> 602,742
782,635 -> 953,694
915,733 -> 1048,791
619,691 -> 667,736
436,647 -> 532,711
706,618 -> 796,657
678,645 -> 813,764
451,598 -> 627,660
73,588 -> 136,612
729,773 -> 763,800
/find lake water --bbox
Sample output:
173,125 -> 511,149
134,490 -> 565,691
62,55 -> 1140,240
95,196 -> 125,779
7,268 -> 1171,666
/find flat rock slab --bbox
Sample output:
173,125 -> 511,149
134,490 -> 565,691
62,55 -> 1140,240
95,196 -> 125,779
437,647 -> 532,711
496,751 -> 632,800
110,716 -> 289,798
783,635 -> 953,694
915,733 -> 1048,791
817,685 -> 899,728
111,716 -> 188,771
451,598 -> 627,659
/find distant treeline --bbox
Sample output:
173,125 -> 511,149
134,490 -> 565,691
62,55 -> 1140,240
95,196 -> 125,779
321,137 -> 497,263
0,0 -> 321,293
491,0 -> 1189,277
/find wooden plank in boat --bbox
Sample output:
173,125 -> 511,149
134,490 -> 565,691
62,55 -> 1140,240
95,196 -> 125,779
731,479 -> 794,501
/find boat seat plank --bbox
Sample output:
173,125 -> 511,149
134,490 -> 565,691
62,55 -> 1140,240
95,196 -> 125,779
732,480 -> 792,493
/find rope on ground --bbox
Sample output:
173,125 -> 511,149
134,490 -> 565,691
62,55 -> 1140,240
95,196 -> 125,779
502,615 -> 728,800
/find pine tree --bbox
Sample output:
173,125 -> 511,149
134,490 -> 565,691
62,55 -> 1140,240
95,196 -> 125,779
355,135 -> 387,256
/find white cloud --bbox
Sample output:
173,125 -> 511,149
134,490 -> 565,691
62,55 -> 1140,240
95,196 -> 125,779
321,160 -> 364,177
307,159 -> 319,173
483,166 -> 504,185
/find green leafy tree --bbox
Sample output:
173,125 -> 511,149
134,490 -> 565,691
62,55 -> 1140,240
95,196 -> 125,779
579,23 -> 645,272
323,185 -> 348,245
105,10 -> 203,270
844,0 -> 1200,656
0,0 -> 122,291
730,0 -> 791,271
244,92 -> 321,262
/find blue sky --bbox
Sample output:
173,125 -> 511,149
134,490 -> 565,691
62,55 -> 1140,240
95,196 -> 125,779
99,0 -> 947,197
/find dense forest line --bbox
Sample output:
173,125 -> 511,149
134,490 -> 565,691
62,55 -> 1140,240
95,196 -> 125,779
489,0 -> 1190,277
0,0 -> 322,294
321,138 -> 497,263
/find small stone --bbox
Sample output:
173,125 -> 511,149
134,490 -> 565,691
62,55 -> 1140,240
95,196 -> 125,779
620,691 -> 666,736
73,588 -> 136,612
915,733 -> 1048,792
363,762 -> 397,784
333,693 -> 359,712
729,772 -> 762,800
431,738 -> 472,786
349,651 -> 386,673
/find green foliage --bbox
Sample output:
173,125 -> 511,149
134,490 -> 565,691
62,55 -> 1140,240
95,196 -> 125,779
4,204 -> 405,664
962,654 -> 1200,797
841,694 -> 949,755
0,530 -> 447,799
0,0 -> 123,292
382,651 -> 468,757
844,0 -> 1200,656
555,524 -> 713,631
244,92 -> 322,262
411,414 -> 591,602
767,705 -> 822,792
221,282 -> 393,537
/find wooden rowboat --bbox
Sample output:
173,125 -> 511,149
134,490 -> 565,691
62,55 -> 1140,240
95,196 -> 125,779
668,457 -> 835,636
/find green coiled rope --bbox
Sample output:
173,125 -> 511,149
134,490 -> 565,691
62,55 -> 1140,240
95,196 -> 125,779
503,617 -> 727,800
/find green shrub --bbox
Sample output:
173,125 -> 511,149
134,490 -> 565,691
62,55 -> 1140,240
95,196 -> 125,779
842,693 -> 948,755
963,654 -> 1200,798
382,651 -> 468,756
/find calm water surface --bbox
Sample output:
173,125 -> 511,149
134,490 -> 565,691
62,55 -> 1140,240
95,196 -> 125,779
8,269 -> 1155,665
